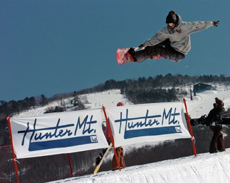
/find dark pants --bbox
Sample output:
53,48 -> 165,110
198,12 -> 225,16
134,39 -> 185,63
209,125 -> 225,153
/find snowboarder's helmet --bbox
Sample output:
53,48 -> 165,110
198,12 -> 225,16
117,102 -> 125,106
166,10 -> 177,24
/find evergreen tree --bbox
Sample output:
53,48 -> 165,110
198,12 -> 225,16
39,94 -> 48,106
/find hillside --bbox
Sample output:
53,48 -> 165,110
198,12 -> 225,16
13,90 -> 132,117
13,85 -> 230,119
2,84 -> 230,182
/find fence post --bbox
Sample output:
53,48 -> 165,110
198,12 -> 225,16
102,106 -> 121,170
7,116 -> 20,183
67,153 -> 73,177
183,99 -> 197,157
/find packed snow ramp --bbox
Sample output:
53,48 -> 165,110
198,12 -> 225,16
49,149 -> 230,183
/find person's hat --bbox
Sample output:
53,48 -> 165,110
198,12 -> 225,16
166,10 -> 177,24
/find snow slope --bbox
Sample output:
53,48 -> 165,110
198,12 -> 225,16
78,90 -> 132,108
15,87 -> 230,119
186,88 -> 230,118
48,149 -> 230,183
14,89 -> 132,117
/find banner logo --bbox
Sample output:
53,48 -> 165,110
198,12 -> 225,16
18,115 -> 98,151
115,107 -> 181,139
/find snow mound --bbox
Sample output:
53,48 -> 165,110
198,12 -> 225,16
48,149 -> 230,183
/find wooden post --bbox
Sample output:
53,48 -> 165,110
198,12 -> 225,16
102,106 -> 121,170
183,99 -> 197,157
7,116 -> 20,183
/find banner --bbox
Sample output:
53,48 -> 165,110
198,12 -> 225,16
105,102 -> 191,147
11,109 -> 108,159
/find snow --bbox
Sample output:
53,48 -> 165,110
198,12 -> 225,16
78,90 -> 132,108
14,98 -> 75,117
15,87 -> 230,119
13,87 -> 230,183
185,88 -> 230,118
48,149 -> 230,183
13,89 -> 132,117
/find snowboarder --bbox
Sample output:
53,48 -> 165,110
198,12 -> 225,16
128,10 -> 220,63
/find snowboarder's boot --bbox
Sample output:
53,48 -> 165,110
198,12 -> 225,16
152,54 -> 161,59
127,48 -> 137,61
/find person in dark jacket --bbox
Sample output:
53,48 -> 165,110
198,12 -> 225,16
128,10 -> 219,63
206,97 -> 225,153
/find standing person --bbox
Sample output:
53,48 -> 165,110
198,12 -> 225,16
128,10 -> 220,63
111,102 -> 126,170
206,97 -> 225,153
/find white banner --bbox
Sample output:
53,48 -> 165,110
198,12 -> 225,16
105,102 -> 191,147
11,109 -> 108,159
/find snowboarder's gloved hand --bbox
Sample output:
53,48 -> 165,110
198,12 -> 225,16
139,44 -> 145,48
213,20 -> 220,27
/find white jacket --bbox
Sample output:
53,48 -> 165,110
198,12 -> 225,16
143,15 -> 213,55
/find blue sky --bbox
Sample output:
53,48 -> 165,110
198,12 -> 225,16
1,0 -> 230,101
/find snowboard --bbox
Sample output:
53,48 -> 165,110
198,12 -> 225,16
116,47 -> 161,65
116,48 -> 134,65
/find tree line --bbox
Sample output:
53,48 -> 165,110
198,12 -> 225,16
0,95 -> 48,121
1,74 -> 230,121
